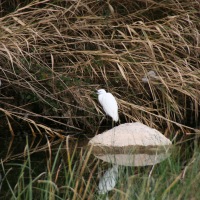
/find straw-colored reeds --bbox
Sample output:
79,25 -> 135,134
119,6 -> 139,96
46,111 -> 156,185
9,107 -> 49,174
0,0 -> 199,136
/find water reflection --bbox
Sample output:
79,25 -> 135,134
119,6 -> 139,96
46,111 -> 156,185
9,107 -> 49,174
93,146 -> 171,195
0,135 -> 62,163
0,134 -> 172,198
95,152 -> 171,167
0,135 -> 79,198
98,165 -> 118,195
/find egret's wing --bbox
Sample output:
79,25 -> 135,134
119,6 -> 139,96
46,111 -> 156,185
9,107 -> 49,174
99,93 -> 118,121
101,93 -> 118,112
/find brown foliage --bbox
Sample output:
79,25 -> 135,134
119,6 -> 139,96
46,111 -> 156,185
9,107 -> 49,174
0,0 -> 200,136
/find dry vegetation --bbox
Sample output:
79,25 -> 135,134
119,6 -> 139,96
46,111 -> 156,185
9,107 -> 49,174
0,0 -> 200,136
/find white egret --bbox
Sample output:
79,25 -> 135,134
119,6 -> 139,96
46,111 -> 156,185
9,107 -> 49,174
97,89 -> 119,122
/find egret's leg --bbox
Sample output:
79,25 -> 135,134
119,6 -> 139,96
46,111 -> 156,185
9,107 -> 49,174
112,117 -> 120,128
95,115 -> 106,134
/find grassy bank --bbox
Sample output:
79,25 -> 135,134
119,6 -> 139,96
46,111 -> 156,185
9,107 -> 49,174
0,138 -> 200,199
0,0 -> 200,136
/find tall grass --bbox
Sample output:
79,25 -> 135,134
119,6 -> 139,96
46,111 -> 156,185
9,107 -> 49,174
0,137 -> 200,199
0,0 -> 199,136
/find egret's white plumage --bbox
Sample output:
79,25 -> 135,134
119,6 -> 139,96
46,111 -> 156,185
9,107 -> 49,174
97,89 -> 119,122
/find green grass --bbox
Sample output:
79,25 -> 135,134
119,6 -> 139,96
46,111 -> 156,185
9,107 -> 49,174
0,138 -> 200,200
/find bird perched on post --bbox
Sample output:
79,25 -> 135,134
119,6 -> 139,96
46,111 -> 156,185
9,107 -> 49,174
97,89 -> 119,122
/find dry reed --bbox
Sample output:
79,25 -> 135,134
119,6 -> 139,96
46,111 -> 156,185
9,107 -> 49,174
0,0 -> 199,136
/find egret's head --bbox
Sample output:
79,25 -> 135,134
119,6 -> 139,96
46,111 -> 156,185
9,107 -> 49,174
97,89 -> 107,95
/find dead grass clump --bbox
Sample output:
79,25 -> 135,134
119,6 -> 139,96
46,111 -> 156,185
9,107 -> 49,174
0,0 -> 200,136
